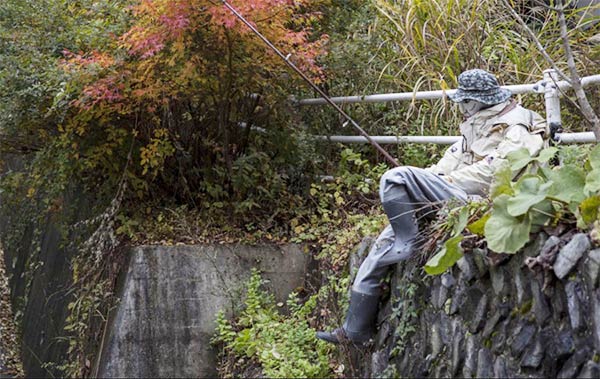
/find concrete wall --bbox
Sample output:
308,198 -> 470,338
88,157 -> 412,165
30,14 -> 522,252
0,181 -> 310,379
96,244 -> 310,378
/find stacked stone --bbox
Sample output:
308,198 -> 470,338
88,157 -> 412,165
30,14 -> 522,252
371,232 -> 600,378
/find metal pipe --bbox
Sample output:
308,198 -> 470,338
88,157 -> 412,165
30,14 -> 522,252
221,0 -> 400,167
543,69 -> 563,138
554,132 -> 598,144
299,74 -> 600,106
319,135 -> 460,144
317,132 -> 597,145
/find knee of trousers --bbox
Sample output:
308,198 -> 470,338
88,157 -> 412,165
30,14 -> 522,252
379,166 -> 415,186
379,166 -> 420,199
379,171 -> 413,210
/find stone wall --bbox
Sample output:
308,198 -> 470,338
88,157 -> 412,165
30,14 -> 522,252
370,231 -> 600,378
96,244 -> 311,378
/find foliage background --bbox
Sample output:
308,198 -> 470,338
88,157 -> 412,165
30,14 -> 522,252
2,0 -> 600,231
1,0 -> 600,377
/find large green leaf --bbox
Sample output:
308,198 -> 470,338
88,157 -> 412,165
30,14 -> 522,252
506,176 -> 551,216
489,163 -> 514,198
452,206 -> 470,235
467,212 -> 491,236
580,195 -> 600,225
589,145 -> 600,170
529,199 -> 555,233
507,147 -> 536,171
506,147 -> 557,174
545,164 -> 586,203
425,234 -> 464,275
536,147 -> 559,164
484,195 -> 532,254
584,168 -> 600,196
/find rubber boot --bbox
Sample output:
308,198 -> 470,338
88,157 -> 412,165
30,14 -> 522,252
316,291 -> 380,345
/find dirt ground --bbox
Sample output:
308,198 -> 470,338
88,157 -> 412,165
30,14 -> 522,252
0,248 -> 23,378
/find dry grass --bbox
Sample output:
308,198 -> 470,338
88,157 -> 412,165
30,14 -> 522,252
356,0 -> 600,133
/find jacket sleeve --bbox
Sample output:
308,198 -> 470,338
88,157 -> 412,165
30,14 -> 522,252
446,124 -> 544,196
425,141 -> 463,175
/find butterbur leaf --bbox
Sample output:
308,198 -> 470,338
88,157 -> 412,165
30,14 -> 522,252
589,145 -> 600,170
529,199 -> 554,227
580,195 -> 600,225
529,199 -> 554,234
539,165 -> 554,181
545,164 -> 586,203
569,201 -> 580,215
584,169 -> 600,196
535,147 -> 559,164
425,235 -> 464,275
489,163 -> 514,198
467,213 -> 491,236
484,194 -> 532,254
506,147 -> 557,177
452,206 -> 470,235
507,147 -> 536,171
506,176 -> 551,216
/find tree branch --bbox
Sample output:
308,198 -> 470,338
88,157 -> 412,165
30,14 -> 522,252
501,0 -> 570,82
556,0 -> 600,141
503,0 -> 600,141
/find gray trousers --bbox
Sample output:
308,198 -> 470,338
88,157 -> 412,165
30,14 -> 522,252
353,166 -> 468,295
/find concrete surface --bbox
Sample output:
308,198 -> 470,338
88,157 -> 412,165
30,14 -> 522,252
96,244 -> 309,378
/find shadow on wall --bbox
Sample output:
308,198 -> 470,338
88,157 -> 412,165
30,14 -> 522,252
0,159 -> 98,378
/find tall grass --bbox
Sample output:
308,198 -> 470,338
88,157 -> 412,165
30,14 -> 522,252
317,0 -> 600,149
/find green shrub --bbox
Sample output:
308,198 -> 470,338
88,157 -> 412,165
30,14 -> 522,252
212,269 -> 332,378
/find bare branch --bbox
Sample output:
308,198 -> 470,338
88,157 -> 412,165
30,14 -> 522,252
503,0 -> 600,141
538,0 -> 577,12
556,0 -> 600,140
501,0 -> 570,82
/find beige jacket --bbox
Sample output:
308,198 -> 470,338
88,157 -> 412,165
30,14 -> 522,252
426,100 -> 547,196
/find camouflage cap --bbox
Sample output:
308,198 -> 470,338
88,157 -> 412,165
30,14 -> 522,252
449,69 -> 512,105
